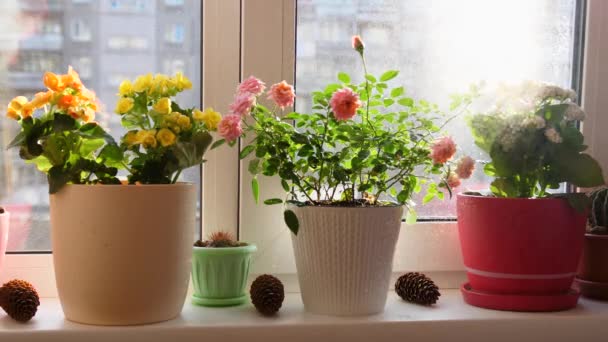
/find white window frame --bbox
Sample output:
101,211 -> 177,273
235,0 -> 608,289
3,0 -> 608,296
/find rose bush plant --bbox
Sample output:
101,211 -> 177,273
219,36 -> 473,233
466,81 -> 604,202
5,69 -> 221,191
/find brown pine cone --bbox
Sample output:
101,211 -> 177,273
395,272 -> 440,305
0,279 -> 40,322
250,274 -> 284,316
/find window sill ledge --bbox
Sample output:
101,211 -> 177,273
2,290 -> 608,341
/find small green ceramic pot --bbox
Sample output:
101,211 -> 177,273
191,244 -> 257,306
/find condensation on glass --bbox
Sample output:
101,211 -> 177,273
296,0 -> 579,218
0,0 -> 201,251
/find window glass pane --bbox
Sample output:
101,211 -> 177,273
296,0 -> 579,218
0,0 -> 201,251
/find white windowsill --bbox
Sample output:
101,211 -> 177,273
2,290 -> 608,342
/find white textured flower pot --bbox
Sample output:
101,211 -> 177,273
290,205 -> 403,316
50,183 -> 195,325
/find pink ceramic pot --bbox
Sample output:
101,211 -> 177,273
0,210 -> 9,275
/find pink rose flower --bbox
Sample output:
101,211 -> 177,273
229,93 -> 256,117
447,172 -> 461,189
238,76 -> 266,96
352,35 -> 364,53
430,136 -> 457,164
455,156 -> 475,179
330,88 -> 361,121
218,114 -> 243,142
267,81 -> 295,109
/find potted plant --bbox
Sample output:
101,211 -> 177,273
221,36 -> 472,316
191,231 -> 257,306
576,187 -> 608,300
4,68 -> 219,325
0,207 -> 8,275
458,81 -> 605,311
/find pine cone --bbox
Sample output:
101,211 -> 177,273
395,272 -> 440,305
250,274 -> 284,316
0,279 -> 40,322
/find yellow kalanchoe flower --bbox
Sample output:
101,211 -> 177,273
157,128 -> 177,147
135,129 -> 157,149
153,97 -> 172,115
132,73 -> 153,93
152,74 -> 170,95
119,80 -> 133,96
115,97 -> 134,114
177,115 -> 192,131
193,108 -> 222,130
123,131 -> 139,146
173,72 -> 192,91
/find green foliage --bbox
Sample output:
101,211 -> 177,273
467,83 -> 604,198
239,50 -> 456,229
9,114 -> 121,194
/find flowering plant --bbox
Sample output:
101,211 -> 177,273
223,36 -> 472,233
5,69 -> 220,192
115,73 -> 218,184
5,67 -> 122,193
467,81 -> 604,199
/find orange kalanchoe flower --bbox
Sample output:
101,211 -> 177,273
60,66 -> 83,91
43,72 -> 63,92
6,66 -> 97,122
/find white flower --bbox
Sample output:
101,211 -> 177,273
523,115 -> 546,129
564,103 -> 585,121
565,89 -> 577,101
544,127 -> 563,144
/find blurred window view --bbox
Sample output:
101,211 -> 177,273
296,0 -> 581,218
0,0 -> 201,251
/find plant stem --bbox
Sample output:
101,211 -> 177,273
172,170 -> 182,184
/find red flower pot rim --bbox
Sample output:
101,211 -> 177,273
585,233 -> 608,239
458,192 -> 572,202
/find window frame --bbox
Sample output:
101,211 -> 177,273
3,0 -> 608,294
235,0 -> 608,284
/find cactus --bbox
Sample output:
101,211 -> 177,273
589,187 -> 608,235
193,231 -> 247,247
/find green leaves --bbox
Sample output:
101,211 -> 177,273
239,145 -> 255,159
555,152 -> 604,188
380,70 -> 399,82
252,178 -> 260,204
211,139 -> 226,150
284,209 -> 299,235
263,198 -> 283,205
337,72 -> 351,84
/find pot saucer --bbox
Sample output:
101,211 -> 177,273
192,294 -> 248,307
574,277 -> 608,301
461,282 -> 579,312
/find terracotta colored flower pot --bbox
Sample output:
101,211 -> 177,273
290,205 -> 403,316
0,210 -> 9,275
50,183 -> 195,325
576,234 -> 608,300
191,244 -> 257,306
457,194 -> 586,295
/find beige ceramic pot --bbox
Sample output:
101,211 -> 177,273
50,183 -> 195,325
